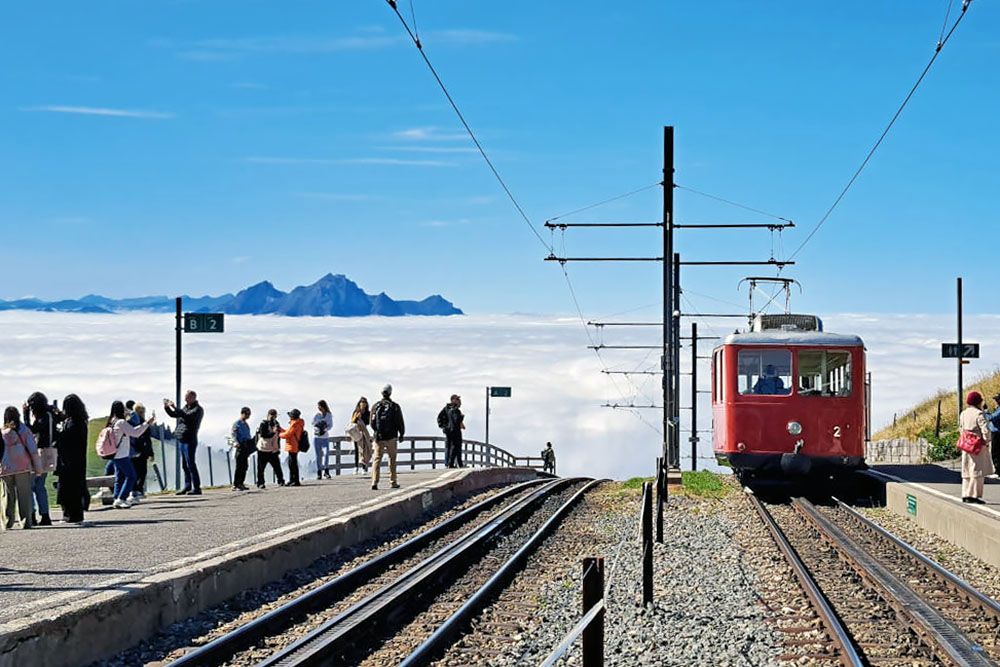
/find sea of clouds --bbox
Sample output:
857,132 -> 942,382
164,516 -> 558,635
0,311 -> 997,480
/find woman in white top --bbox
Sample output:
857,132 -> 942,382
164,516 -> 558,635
313,400 -> 335,480
106,400 -> 154,509
959,391 -> 995,504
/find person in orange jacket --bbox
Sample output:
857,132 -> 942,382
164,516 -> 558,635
280,409 -> 305,487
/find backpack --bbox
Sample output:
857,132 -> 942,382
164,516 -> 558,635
96,424 -> 124,460
373,400 -> 397,440
437,406 -> 450,430
299,429 -> 311,453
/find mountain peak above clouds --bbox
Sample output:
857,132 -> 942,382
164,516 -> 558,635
0,275 -> 463,317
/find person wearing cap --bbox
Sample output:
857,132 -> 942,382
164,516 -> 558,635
230,407 -> 254,491
438,395 -> 465,468
280,409 -> 305,487
370,384 -> 405,490
255,409 -> 285,488
959,391 -> 994,504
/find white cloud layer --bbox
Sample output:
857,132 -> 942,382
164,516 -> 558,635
19,105 -> 174,119
0,312 -> 995,480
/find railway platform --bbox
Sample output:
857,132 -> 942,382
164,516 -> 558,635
869,462 -> 1000,569
0,467 -> 541,667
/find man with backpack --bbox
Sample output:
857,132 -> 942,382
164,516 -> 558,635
437,395 -> 465,468
370,384 -> 405,490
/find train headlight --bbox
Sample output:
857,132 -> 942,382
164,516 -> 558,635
787,421 -> 803,436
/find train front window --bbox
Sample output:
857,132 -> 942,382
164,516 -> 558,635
797,350 -> 852,397
737,350 -> 792,396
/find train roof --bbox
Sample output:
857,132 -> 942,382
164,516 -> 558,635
721,330 -> 864,347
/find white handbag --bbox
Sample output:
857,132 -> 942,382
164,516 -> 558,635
345,422 -> 361,441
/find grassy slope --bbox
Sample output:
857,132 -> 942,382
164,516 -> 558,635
874,368 -> 1000,440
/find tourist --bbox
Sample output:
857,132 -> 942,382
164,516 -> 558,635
987,393 -> 1000,476
163,390 -> 204,496
281,409 -> 305,487
959,391 -> 994,504
1,406 -> 43,530
348,397 -> 373,474
313,400 -> 334,480
106,400 -> 155,509
255,409 -> 285,488
131,402 -> 155,498
370,384 -> 405,491
56,394 -> 89,524
230,407 -> 254,491
438,395 -> 465,468
542,442 -> 556,474
23,392 -> 57,526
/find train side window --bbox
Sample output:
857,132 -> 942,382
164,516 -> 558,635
737,349 -> 792,396
798,350 -> 852,397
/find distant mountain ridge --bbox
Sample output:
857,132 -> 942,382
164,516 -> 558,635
0,274 -> 463,317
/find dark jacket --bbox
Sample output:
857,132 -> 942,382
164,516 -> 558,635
165,401 -> 204,444
371,398 -> 405,441
56,417 -> 88,503
24,408 -> 58,449
443,405 -> 464,435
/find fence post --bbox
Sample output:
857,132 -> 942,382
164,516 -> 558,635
641,481 -> 653,606
935,400 -> 942,439
159,440 -> 167,488
432,439 -> 437,469
174,441 -> 181,491
207,446 -> 214,487
226,449 -> 233,485
335,443 -> 342,475
582,557 -> 605,667
655,457 -> 664,544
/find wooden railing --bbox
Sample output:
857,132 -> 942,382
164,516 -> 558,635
319,436 -> 553,475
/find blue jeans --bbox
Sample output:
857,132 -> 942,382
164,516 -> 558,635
112,458 -> 137,500
32,473 -> 50,516
315,439 -> 331,476
180,441 -> 201,491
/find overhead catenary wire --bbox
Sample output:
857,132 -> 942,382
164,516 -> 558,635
675,184 -> 794,224
386,1 -> 552,252
545,181 -> 663,224
787,0 -> 973,262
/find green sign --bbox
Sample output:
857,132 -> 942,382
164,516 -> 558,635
906,493 -> 917,516
184,313 -> 225,333
490,386 -> 512,398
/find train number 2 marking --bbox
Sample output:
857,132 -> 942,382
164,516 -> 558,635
833,426 -> 842,438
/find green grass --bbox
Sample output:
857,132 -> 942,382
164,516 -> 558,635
621,476 -> 655,490
680,470 -> 730,500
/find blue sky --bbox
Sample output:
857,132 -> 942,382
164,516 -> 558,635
2,1 -> 997,318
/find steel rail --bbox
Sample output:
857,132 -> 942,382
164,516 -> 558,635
257,477 -> 581,667
793,498 -> 994,667
400,479 -> 606,666
166,478 -> 547,667
833,497 -> 1000,619
746,490 -> 864,667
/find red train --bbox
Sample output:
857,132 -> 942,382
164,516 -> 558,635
711,314 -> 867,479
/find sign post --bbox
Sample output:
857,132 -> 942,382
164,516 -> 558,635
175,300 -> 225,411
485,386 -> 512,446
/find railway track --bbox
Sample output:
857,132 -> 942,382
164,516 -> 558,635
750,489 -> 1000,666
168,477 -> 598,667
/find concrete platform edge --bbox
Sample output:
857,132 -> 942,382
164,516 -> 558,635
878,474 -> 1000,569
0,467 -> 540,667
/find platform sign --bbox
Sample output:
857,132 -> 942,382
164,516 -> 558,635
184,313 -> 225,333
906,493 -> 917,517
490,386 -> 512,398
942,343 -> 979,359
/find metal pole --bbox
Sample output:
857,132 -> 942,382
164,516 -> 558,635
485,386 -> 490,447
641,481 -> 653,605
672,252 -> 681,469
663,126 -> 674,483
175,297 -> 182,408
655,456 -> 663,544
581,557 -> 605,667
691,322 -> 698,471
958,277 -> 963,422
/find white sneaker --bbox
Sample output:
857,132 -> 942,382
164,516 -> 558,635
128,495 -> 141,504
113,499 -> 130,509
